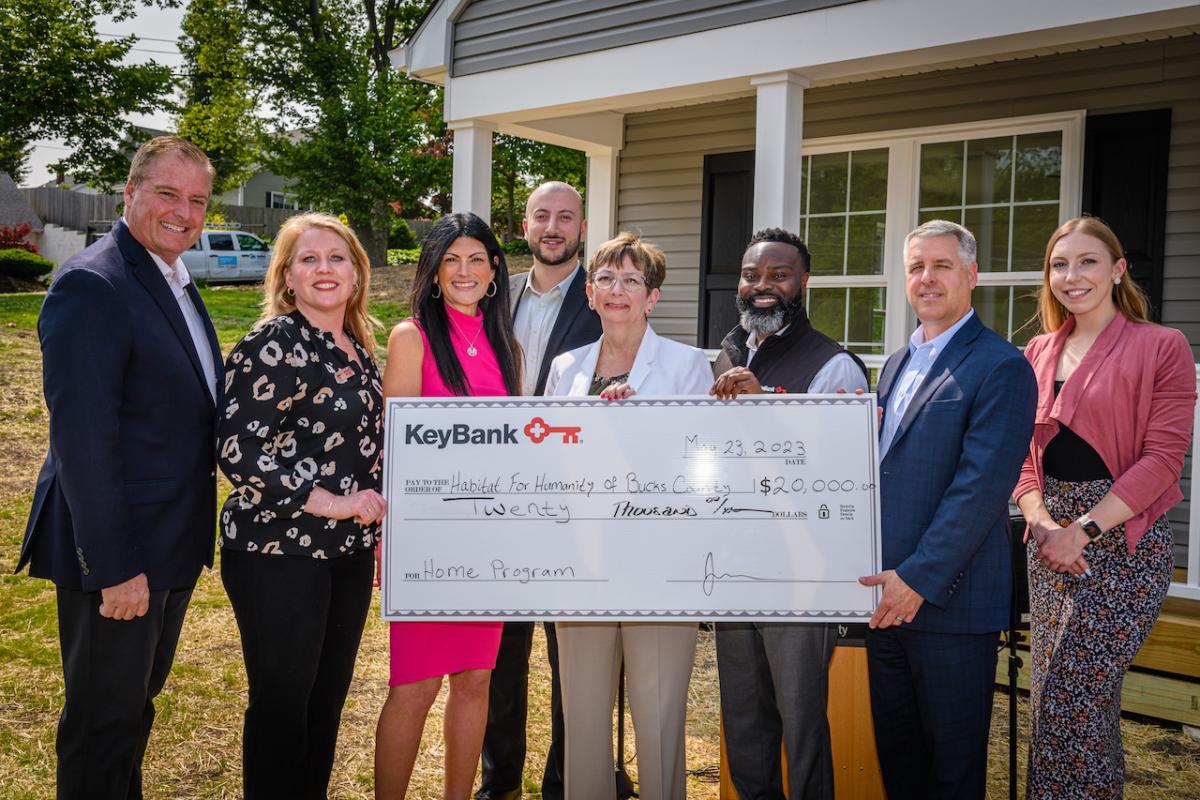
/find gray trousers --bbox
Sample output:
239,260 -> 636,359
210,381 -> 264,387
715,622 -> 838,800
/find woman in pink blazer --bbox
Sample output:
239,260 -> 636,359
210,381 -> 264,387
1014,217 -> 1195,799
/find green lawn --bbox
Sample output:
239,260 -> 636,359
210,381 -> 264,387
0,288 -> 407,353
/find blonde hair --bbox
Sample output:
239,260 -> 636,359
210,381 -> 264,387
261,213 -> 381,358
128,136 -> 215,187
1037,216 -> 1150,333
587,232 -> 667,291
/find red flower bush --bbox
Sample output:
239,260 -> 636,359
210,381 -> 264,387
0,223 -> 39,254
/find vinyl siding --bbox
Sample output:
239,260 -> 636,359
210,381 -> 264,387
451,0 -> 862,76
615,35 -> 1200,564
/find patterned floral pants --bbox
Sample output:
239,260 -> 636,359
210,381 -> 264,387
1026,476 -> 1173,800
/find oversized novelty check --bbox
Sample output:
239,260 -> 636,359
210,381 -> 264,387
381,395 -> 881,621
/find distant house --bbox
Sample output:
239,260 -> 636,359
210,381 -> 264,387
0,172 -> 44,233
40,126 -> 301,211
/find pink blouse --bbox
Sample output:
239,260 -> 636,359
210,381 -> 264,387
1014,312 -> 1196,553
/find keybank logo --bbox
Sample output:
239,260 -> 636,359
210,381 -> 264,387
405,423 -> 519,448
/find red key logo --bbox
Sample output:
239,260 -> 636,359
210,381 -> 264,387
523,416 -> 582,444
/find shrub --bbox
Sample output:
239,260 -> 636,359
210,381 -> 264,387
0,248 -> 55,280
389,217 -> 418,249
501,237 -> 530,255
387,248 -> 423,266
0,223 -> 39,254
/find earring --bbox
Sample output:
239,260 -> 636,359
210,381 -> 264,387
486,280 -> 497,298
1114,276 -> 1122,285
285,286 -> 294,297
431,283 -> 442,300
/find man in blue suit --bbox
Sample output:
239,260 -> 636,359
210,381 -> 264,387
860,219 -> 1035,800
18,137 -> 222,799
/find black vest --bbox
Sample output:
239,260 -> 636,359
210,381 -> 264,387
712,309 -> 868,392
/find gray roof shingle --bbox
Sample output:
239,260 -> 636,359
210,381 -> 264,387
0,172 -> 44,231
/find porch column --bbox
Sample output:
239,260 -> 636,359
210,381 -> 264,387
585,145 -> 619,266
750,71 -> 810,232
449,119 -> 497,223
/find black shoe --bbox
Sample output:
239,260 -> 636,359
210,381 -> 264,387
476,789 -> 521,800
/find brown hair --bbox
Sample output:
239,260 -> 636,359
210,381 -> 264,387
1037,216 -> 1150,333
127,136 -> 216,188
261,213 -> 381,359
587,232 -> 667,291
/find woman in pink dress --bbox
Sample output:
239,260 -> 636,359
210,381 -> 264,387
375,213 -> 523,798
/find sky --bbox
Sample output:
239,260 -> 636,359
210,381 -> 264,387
23,3 -> 187,187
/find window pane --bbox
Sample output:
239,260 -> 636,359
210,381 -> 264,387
964,206 -> 1010,272
208,233 -> 235,251
974,286 -> 1011,338
849,148 -> 888,212
847,287 -> 886,348
1014,131 -> 1063,202
808,287 -> 846,342
964,136 -> 1013,206
846,214 -> 886,275
799,156 -> 808,218
1011,286 -> 1041,347
1012,204 -> 1059,272
806,216 -> 846,276
919,208 -> 962,226
919,141 -> 963,208
808,153 -> 849,214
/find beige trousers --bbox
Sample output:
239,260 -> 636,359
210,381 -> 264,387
556,621 -> 698,800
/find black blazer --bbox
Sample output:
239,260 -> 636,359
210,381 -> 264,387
18,220 -> 224,592
510,266 -> 602,395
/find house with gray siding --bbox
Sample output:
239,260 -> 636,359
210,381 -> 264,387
396,0 -> 1200,714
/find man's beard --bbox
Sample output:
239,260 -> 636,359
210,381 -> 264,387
736,291 -> 804,337
529,234 -> 581,267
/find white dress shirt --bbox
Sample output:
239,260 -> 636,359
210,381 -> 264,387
148,250 -> 218,403
745,326 -> 869,393
513,264 -> 580,396
879,309 -> 975,457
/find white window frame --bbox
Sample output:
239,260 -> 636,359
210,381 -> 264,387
269,191 -> 300,210
800,110 -> 1085,369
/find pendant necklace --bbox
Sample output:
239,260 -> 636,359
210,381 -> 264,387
447,310 -> 483,357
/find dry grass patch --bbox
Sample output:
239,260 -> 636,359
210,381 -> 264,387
2,285 -> 1198,798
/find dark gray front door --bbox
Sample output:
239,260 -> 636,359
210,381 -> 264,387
699,151 -> 755,348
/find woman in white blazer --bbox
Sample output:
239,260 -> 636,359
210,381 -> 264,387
544,232 -> 712,800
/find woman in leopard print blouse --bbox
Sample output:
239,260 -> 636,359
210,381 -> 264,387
217,212 -> 386,799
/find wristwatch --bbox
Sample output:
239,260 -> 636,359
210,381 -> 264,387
1077,513 -> 1104,541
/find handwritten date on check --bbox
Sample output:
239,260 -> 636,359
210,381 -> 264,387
380,395 -> 881,622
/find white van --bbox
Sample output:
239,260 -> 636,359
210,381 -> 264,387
181,229 -> 272,283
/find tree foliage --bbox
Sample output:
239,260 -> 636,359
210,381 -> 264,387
0,0 -> 177,185
239,0 -> 449,267
492,134 -> 587,241
176,0 -> 260,195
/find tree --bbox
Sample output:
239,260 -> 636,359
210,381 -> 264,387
491,134 -> 587,241
240,0 -> 449,267
0,0 -> 176,185
176,0 -> 261,195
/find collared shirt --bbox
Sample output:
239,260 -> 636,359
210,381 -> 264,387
746,326 -> 867,393
148,250 -> 217,403
879,309 -> 975,457
513,264 -> 580,396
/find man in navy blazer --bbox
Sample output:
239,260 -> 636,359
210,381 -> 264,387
18,137 -> 223,799
481,181 -> 602,800
860,219 -> 1036,800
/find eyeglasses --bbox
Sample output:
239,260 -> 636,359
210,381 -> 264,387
592,271 -> 648,291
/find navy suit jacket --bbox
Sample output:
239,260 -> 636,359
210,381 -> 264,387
18,220 -> 223,592
877,313 -> 1036,634
510,266 -> 602,396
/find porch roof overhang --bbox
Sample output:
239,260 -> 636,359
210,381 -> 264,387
396,0 -> 1200,148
